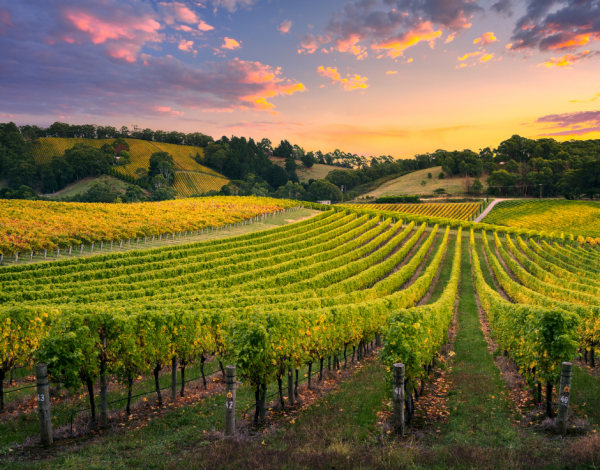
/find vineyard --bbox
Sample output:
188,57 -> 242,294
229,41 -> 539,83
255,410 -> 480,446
3,200 -> 600,468
347,202 -> 482,220
172,172 -> 229,197
31,137 -> 228,196
0,197 -> 297,257
483,199 -> 600,239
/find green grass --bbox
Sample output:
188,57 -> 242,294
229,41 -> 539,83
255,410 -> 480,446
442,235 -> 520,447
362,166 -> 489,199
269,157 -> 336,183
44,175 -> 130,198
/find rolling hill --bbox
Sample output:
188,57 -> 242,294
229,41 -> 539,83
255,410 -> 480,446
32,137 -> 229,196
360,166 -> 489,198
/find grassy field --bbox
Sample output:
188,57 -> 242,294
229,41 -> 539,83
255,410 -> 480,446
361,166 -> 489,198
269,157 -> 336,183
43,175 -> 131,198
482,199 -> 600,238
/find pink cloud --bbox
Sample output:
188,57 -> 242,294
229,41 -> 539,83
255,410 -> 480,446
63,9 -> 163,62
159,2 -> 199,25
458,50 -> 484,61
222,37 -> 241,50
154,105 -> 185,116
278,19 -> 292,35
474,32 -> 498,45
536,110 -> 600,136
317,66 -> 369,91
178,39 -> 194,52
298,34 -> 330,54
198,20 -> 214,31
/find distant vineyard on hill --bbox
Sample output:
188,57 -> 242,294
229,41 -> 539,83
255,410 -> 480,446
347,202 -> 482,221
173,172 -> 228,196
31,137 -> 229,197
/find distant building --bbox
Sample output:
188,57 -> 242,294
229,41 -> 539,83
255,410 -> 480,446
317,200 -> 331,205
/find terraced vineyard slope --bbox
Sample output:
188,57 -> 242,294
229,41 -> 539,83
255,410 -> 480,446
482,199 -> 600,239
347,202 -> 482,220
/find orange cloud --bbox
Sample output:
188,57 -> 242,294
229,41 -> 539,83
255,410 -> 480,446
474,32 -> 498,45
371,22 -> 442,58
445,33 -> 457,44
236,60 -> 307,114
458,50 -> 484,61
548,34 -> 600,50
540,50 -> 598,68
222,37 -> 241,50
386,71 -> 398,74
317,66 -> 369,91
480,53 -> 494,62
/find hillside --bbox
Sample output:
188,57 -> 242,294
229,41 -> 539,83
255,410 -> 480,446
32,137 -> 229,196
483,199 -> 600,238
43,175 -> 132,198
361,166 -> 489,198
269,156 -> 337,183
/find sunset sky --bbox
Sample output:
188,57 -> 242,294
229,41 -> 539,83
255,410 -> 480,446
1,0 -> 599,158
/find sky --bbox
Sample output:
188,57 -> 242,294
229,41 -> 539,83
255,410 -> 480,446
0,0 -> 599,158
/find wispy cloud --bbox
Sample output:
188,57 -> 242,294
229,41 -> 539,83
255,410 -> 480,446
317,66 -> 369,91
536,110 -> 600,136
278,19 -> 292,35
539,50 -> 599,68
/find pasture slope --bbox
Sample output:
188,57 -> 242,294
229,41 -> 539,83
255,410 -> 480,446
361,166 -> 489,198
2,198 -> 600,470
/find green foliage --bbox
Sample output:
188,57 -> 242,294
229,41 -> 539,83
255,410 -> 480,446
307,180 -> 343,202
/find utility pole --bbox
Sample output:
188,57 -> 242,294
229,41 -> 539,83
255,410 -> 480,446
539,184 -> 543,199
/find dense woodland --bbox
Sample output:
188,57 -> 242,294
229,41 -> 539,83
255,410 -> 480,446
1,121 -> 600,202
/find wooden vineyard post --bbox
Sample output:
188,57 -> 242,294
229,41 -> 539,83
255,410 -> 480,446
36,363 -> 53,446
393,363 -> 405,436
100,337 -> 108,426
225,366 -> 236,437
287,369 -> 294,406
171,357 -> 178,401
556,362 -> 573,435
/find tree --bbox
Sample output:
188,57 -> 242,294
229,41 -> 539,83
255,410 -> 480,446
462,175 -> 472,194
135,167 -> 148,180
307,180 -> 343,202
156,160 -> 174,183
471,179 -> 483,195
427,172 -> 432,179
284,157 -> 297,173
152,174 -> 168,189
264,164 -> 288,189
125,185 -> 145,202
151,187 -> 176,201
149,152 -> 174,177
275,181 -> 306,200
301,152 -> 317,168
273,140 -> 294,159
433,188 -> 446,195
486,170 -> 515,196
83,181 -> 119,203
112,137 -> 130,155
438,172 -> 444,179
